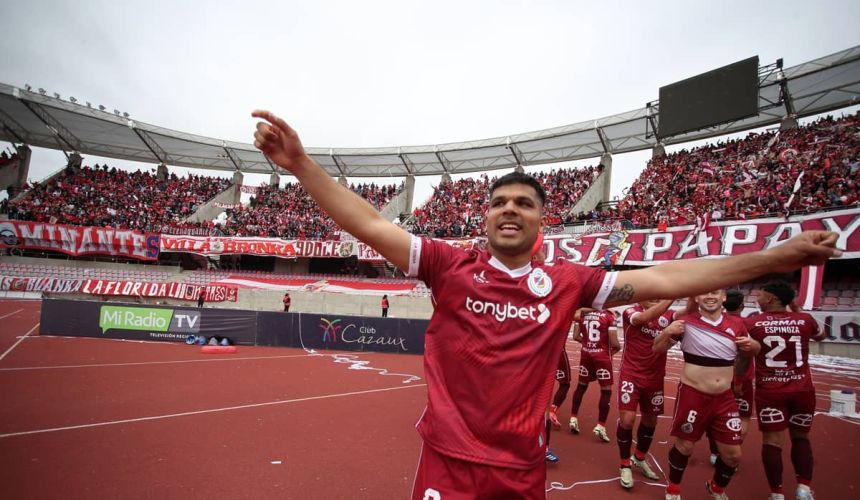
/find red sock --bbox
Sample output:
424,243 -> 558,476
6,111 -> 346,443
666,482 -> 681,494
708,479 -> 725,494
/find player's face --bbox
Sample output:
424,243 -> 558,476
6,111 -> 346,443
756,289 -> 774,310
486,183 -> 544,259
695,290 -> 726,314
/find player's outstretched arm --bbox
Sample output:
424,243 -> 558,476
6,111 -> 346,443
629,299 -> 673,326
604,231 -> 841,307
653,320 -> 684,353
252,110 -> 411,271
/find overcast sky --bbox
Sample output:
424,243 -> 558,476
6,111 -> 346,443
2,0 -> 859,207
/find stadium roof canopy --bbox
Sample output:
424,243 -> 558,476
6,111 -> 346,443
1,46 -> 859,178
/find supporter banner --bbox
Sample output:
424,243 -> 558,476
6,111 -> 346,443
0,221 -> 159,260
538,208 -> 860,266
80,280 -> 238,302
213,202 -> 242,209
210,275 -> 416,295
0,276 -> 82,293
40,298 -> 257,344
159,235 -> 385,261
159,235 -> 297,257
160,226 -> 213,236
239,185 -> 259,194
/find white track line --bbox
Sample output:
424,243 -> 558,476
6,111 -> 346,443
0,353 -> 317,371
0,308 -> 24,321
0,383 -> 426,439
0,323 -> 39,362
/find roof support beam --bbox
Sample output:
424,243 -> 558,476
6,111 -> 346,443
595,126 -> 612,154
222,144 -> 243,171
0,109 -> 29,144
330,150 -> 347,176
505,137 -> 525,167
132,127 -> 168,164
19,101 -> 83,152
397,148 -> 414,175
434,150 -> 451,173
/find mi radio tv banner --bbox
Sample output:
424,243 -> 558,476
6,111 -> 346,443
40,299 -> 257,344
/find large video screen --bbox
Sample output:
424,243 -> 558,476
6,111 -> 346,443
658,56 -> 759,138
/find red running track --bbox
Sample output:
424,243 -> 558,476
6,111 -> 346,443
1,299 -> 858,499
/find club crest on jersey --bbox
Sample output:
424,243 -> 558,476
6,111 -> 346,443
621,393 -> 631,404
681,422 -> 694,434
527,268 -> 552,297
658,316 -> 670,328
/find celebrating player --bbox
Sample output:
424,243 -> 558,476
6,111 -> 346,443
746,281 -> 824,500
654,290 -> 760,500
569,308 -> 619,441
252,110 -> 840,499
615,299 -> 676,489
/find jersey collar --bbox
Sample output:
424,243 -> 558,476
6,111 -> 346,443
487,254 -> 532,278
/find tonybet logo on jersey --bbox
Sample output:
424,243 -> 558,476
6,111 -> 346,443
465,297 -> 551,324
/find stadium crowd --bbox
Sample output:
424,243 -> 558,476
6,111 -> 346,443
586,112 -> 860,227
5,164 -> 230,232
217,181 -> 399,239
409,165 -> 604,237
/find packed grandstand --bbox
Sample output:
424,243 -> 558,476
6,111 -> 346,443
0,47 -> 858,347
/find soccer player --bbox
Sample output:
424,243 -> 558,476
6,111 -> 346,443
252,110 -> 840,499
707,289 -> 752,466
745,281 -> 824,500
569,308 -> 619,442
616,299 -> 676,489
654,290 -> 760,500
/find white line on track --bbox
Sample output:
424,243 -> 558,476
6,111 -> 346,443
0,308 -> 24,321
0,323 -> 39,362
0,382 -> 427,439
0,353 -> 317,371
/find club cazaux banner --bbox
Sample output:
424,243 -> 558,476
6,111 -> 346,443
158,235 -> 385,261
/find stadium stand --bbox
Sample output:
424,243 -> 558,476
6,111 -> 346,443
409,165 -> 603,237
217,181 -> 399,239
590,112 -> 860,227
6,164 -> 231,232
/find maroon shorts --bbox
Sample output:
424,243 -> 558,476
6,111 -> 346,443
670,383 -> 742,445
755,388 -> 816,433
411,444 -> 546,500
733,379 -> 754,419
578,354 -> 613,386
617,373 -> 664,415
555,351 -> 571,385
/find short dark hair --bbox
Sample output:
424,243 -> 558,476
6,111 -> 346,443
723,289 -> 744,313
762,280 -> 796,306
489,172 -> 546,206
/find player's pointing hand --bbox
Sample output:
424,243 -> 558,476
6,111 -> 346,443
252,110 -> 309,173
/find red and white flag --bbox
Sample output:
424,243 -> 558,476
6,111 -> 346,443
799,264 -> 824,310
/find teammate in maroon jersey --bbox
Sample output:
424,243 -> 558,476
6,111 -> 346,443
569,308 -> 619,441
615,299 -> 676,489
654,290 -> 760,500
746,281 -> 824,500
252,110 -> 840,499
707,289 -> 752,466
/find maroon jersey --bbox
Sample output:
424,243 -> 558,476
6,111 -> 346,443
746,311 -> 820,392
620,306 -> 675,384
578,310 -> 616,361
408,236 -> 615,469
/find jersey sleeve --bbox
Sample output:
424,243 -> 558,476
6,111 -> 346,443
803,313 -> 821,338
623,307 -> 638,325
575,267 -> 617,310
407,236 -> 455,291
743,316 -> 761,341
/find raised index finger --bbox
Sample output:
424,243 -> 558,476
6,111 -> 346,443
252,110 -> 290,133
